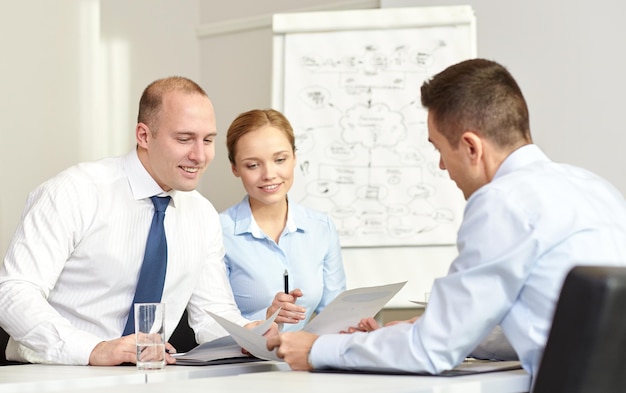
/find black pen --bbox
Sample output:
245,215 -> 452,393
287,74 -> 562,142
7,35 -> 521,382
283,269 -> 289,294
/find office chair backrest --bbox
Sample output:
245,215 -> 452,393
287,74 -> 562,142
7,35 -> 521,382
532,265 -> 626,393
168,309 -> 198,353
0,327 -> 10,366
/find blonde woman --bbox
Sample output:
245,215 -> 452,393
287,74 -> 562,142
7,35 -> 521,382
220,109 -> 346,331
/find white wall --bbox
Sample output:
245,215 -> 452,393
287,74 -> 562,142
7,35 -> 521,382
1,1 -> 84,255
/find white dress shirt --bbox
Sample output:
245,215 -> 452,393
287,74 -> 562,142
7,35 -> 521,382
310,145 -> 626,380
0,150 -> 249,365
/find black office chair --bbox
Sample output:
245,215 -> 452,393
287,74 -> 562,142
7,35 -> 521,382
0,326 -> 23,366
532,265 -> 626,393
0,327 -> 10,366
168,309 -> 199,353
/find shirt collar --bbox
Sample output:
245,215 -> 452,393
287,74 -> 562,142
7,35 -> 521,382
493,144 -> 550,180
122,149 -> 178,205
233,195 -> 301,238
285,205 -> 298,233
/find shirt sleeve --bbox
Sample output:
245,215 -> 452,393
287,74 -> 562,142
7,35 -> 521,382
310,187 -> 537,373
0,176 -> 103,364
315,216 -> 346,315
187,223 -> 252,344
469,326 -> 519,361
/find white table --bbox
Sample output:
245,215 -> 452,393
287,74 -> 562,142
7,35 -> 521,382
0,362 -> 531,393
228,369 -> 531,393
0,364 -> 144,393
67,368 -> 530,393
0,361 -> 287,393
142,359 -> 290,383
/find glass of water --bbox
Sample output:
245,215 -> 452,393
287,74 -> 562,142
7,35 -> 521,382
134,302 -> 166,370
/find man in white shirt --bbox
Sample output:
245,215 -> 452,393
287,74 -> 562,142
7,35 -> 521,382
267,59 -> 626,381
0,76 -> 273,365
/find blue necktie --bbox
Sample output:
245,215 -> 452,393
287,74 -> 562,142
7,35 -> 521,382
122,196 -> 171,336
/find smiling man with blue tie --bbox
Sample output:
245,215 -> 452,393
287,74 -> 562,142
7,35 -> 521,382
0,76 -> 274,366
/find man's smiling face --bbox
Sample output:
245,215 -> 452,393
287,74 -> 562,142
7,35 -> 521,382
137,91 -> 217,192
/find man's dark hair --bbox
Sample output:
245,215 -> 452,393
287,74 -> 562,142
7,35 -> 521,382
421,58 -> 531,147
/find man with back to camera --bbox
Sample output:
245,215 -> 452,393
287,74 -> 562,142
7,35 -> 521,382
267,58 -> 626,382
0,76 -> 275,365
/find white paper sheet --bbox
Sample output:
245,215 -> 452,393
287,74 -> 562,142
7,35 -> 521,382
172,309 -> 279,364
208,311 -> 282,362
303,281 -> 407,334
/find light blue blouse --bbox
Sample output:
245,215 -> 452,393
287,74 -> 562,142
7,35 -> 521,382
310,144 -> 626,380
220,196 -> 346,331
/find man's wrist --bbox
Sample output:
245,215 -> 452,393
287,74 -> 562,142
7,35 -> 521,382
307,335 -> 319,370
307,347 -> 314,370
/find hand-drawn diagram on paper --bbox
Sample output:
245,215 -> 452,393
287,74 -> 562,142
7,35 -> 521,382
282,26 -> 471,247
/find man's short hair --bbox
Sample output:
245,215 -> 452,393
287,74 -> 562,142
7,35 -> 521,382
420,58 -> 531,148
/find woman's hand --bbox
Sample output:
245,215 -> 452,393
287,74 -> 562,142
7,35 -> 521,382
266,289 -> 306,324
340,317 -> 380,333
340,315 -> 421,334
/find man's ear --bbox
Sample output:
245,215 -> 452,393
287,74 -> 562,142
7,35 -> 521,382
460,131 -> 483,164
136,123 -> 150,148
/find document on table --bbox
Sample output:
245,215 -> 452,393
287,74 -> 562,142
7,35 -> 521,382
209,312 -> 283,362
311,359 -> 523,376
171,335 -> 250,365
207,282 -> 407,361
172,309 -> 279,365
